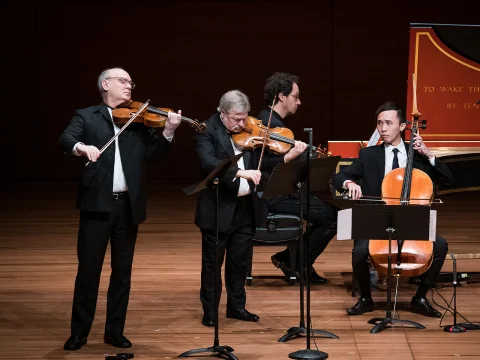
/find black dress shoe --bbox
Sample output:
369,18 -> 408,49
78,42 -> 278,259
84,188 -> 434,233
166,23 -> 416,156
411,296 -> 442,318
201,313 -> 215,327
346,296 -> 374,315
104,334 -> 132,348
271,254 -> 282,268
64,334 -> 87,351
309,268 -> 328,284
295,267 -> 328,284
226,308 -> 260,322
271,255 -> 296,282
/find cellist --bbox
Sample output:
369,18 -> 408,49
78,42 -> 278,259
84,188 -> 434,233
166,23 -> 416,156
331,101 -> 454,318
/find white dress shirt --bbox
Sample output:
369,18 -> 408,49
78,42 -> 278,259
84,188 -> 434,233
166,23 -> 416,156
384,141 -> 408,175
230,138 -> 251,197
384,141 -> 435,175
107,108 -> 128,192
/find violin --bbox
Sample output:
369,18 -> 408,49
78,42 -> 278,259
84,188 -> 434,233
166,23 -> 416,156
113,100 -> 205,132
232,116 -> 331,156
85,99 -> 205,167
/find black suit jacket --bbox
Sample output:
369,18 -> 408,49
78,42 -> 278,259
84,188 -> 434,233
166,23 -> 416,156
194,113 -> 280,232
331,143 -> 454,197
59,103 -> 173,225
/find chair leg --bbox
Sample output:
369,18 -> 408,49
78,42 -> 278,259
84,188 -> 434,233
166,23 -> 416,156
288,240 -> 298,285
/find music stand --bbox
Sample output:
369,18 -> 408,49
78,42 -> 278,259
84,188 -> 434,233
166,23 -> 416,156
261,155 -> 340,358
338,204 -> 435,334
179,153 -> 244,360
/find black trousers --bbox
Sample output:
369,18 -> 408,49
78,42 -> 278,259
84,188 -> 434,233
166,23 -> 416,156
268,195 -> 338,267
200,195 -> 255,315
352,236 -> 448,297
70,195 -> 138,337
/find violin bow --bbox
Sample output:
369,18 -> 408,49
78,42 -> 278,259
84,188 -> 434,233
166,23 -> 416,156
85,99 -> 150,166
340,194 -> 443,204
256,95 -> 277,172
253,95 -> 276,191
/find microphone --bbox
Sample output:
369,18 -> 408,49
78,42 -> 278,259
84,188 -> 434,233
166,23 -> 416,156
304,128 -> 313,156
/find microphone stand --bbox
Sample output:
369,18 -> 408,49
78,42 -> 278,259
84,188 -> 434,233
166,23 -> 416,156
443,253 -> 467,333
289,128 -> 330,360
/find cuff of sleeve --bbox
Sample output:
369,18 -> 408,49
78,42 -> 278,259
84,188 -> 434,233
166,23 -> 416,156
343,180 -> 353,190
163,132 -> 174,142
429,155 -> 435,166
72,142 -> 84,156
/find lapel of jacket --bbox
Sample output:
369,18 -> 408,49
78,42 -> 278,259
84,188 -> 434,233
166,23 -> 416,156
99,103 -> 114,126
242,150 -> 251,170
377,143 -> 385,185
214,114 -> 235,159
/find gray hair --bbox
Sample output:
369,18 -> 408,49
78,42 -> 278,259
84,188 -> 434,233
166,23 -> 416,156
97,67 -> 124,93
217,90 -> 250,113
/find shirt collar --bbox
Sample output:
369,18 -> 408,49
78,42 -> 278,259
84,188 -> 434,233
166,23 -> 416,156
384,140 -> 406,155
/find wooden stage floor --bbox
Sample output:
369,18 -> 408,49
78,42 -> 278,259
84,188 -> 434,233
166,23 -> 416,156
1,181 -> 479,360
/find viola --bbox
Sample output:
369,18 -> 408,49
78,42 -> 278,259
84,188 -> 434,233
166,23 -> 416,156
232,116 -> 330,156
113,100 -> 205,132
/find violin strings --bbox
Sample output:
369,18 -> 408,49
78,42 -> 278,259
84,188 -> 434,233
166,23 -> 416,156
261,130 -> 317,150
259,130 -> 293,143
147,106 -> 195,123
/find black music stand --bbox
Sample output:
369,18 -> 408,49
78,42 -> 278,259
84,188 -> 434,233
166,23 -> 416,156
179,153 -> 244,360
340,204 -> 434,334
260,154 -> 340,359
260,156 -> 341,347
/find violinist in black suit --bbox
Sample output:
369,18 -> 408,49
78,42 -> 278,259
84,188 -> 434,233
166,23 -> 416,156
257,72 -> 338,284
59,67 -> 181,350
332,101 -> 454,318
194,89 -> 305,327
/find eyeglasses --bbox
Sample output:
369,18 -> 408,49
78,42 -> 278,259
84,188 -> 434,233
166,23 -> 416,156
106,77 -> 136,89
289,93 -> 300,101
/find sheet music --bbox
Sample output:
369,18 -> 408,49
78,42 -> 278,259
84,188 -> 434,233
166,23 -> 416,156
367,129 -> 381,147
337,208 -> 352,240
429,209 -> 437,241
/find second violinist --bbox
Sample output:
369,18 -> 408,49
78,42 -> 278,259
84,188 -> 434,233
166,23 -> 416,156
256,72 -> 339,284
194,89 -> 306,327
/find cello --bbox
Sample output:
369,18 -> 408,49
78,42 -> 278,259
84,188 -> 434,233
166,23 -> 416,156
368,78 -> 434,278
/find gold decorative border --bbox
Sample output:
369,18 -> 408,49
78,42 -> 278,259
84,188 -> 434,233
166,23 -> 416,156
413,30 -> 480,139
415,31 -> 480,74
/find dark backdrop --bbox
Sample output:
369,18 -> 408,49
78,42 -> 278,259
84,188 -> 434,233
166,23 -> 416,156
4,0 -> 479,181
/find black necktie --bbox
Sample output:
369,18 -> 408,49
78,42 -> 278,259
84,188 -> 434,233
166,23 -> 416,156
392,148 -> 399,170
